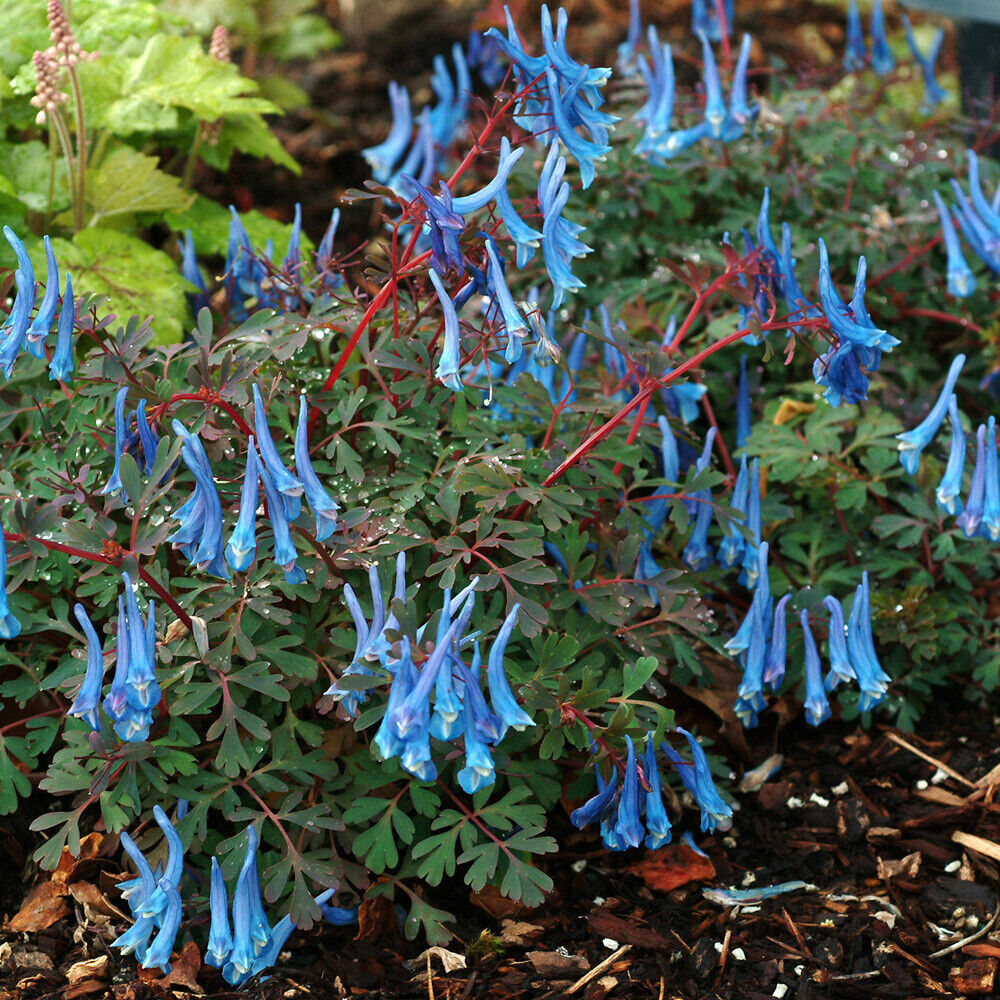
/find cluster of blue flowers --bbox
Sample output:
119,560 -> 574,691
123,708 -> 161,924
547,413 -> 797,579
67,573 -> 159,743
897,354 -> 1000,539
0,227 -> 75,381
634,26 -> 756,164
324,554 -> 533,793
727,553 -> 890,727
95,384 -> 338,582
932,151 -> 1000,300
179,206 -> 343,323
691,0 -> 734,43
570,728 -> 733,849
113,808 -> 335,981
843,0 -> 895,77
0,522 -> 20,640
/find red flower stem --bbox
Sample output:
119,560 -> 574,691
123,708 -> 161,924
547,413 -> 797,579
611,394 -> 651,478
158,391 -> 256,439
699,390 -> 736,482
897,307 -> 983,334
714,0 -> 732,71
868,234 -> 942,288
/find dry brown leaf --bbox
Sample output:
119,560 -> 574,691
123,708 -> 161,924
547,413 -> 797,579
6,881 -> 70,932
500,920 -> 545,947
354,895 -> 398,944
527,951 -> 589,977
627,842 -> 716,893
469,883 -> 526,920
52,833 -> 103,885
877,851 -> 921,881
66,956 -> 109,985
404,946 -> 466,973
138,941 -> 203,994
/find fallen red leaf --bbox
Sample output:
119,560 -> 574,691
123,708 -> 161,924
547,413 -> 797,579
627,842 -> 716,893
6,880 -> 71,932
354,895 -> 398,944
138,941 -> 202,993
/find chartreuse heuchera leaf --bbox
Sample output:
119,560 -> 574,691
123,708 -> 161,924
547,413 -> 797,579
3,0 -> 1000,977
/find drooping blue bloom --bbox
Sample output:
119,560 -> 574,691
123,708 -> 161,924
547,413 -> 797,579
100,387 -> 129,500
736,354 -> 751,448
141,887 -> 181,974
726,541 -> 771,653
932,191 -> 975,298
967,151 -> 1000,236
661,728 -> 733,833
936,394 -> 965,516
363,81 -> 413,183
570,762 -> 618,830
763,592 -> 792,691
739,458 -> 762,587
813,338 -> 877,409
635,31 -> 678,163
178,230 -> 208,314
948,178 -> 1000,274
780,224 -> 819,319
133,400 -> 159,476
0,516 -> 20,641
846,575 -> 890,712
429,268 -> 463,392
614,735 -> 644,849
734,600 -> 768,728
728,34 -> 757,134
692,0 -> 734,44
0,227 -> 36,378
206,857 -> 233,969
617,0 -> 642,75
373,641 -> 417,762
252,383 -> 304,520
48,271 -> 75,382
869,0 -> 895,77
25,236 -> 59,358
431,639 -> 464,742
982,416 -> 1000,541
294,394 -> 339,541
315,209 -> 343,293
683,427 -> 718,571
843,0 -> 866,71
902,16 -> 947,110
801,609 -> 831,727
224,207 -> 269,324
896,353 -> 966,475
454,643 -> 502,745
822,595 -> 855,691
138,806 -> 184,921
458,646 -> 497,793
68,603 -> 105,731
698,29 -> 727,140
226,442 -> 260,572
539,141 -> 592,308
486,604 -> 533,739
642,737 -> 672,849
102,598 -> 130,726
718,454 -> 749,568
257,459 -> 306,585
484,238 -> 529,362
817,239 -> 898,352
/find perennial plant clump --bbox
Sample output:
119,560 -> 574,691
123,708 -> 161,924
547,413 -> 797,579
3,0 -> 1000,979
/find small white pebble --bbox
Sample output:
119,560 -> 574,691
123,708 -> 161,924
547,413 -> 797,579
794,964 -> 805,977
967,916 -> 980,930
875,910 -> 897,929
916,779 -> 929,791
602,939 -> 619,950
820,918 -> 835,929
740,905 -> 761,915
714,941 -> 724,954
945,860 -> 962,873
731,948 -> 746,961
556,946 -> 571,957
570,860 -> 587,873
787,797 -> 804,809
809,793 -> 830,808
931,768 -> 950,786
592,896 -> 605,905
723,835 -> 737,848
741,872 -> 757,887
773,984 -> 789,999
831,782 -> 849,796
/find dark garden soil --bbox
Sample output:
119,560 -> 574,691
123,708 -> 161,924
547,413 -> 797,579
5,700 -> 1000,1000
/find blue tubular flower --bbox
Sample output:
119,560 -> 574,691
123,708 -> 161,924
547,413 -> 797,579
100,388 -> 129,499
683,427 -> 718,572
869,0 -> 894,76
243,830 -> 272,955
428,268 -> 463,392
896,353 -> 966,475
450,138 -> 525,216
363,81 -> 413,183
103,598 -> 129,725
111,911 -> 155,963
967,150 -> 1000,236
484,239 -> 529,362
48,271 -> 75,382
0,515 -> 19,641
0,227 -> 35,377
949,180 -> 1000,273
539,144 -> 591,309
983,416 -> 1000,541
495,173 -> 542,269
843,0 -> 866,71
458,656 -> 496,794
544,65 -> 610,191
25,236 -> 59,358
734,601 -> 768,728
315,209 -> 343,291
570,763 -> 618,829
692,0 -> 733,42
454,641 -> 502,745
179,230 -> 208,313
718,454 -> 749,567
140,806 -> 183,920
257,460 -> 306,584
319,902 -> 360,927
226,441 -> 260,572
813,339 -> 877,408
697,30 -> 727,139
118,831 -> 157,915
729,34 -> 757,131
780,224 -> 819,319
661,728 -> 733,833
134,400 -> 159,476
642,737 -> 672,849
822,595 -> 854,691
616,0 -> 642,75
431,644 -> 464,742
224,848 -> 256,985
739,458 -> 762,587
800,610 -> 831,727
847,574 -> 891,712
171,422 -> 229,580
736,354 -> 751,448
252,383 -> 303,520
68,603 -> 104,731
486,604 -> 533,738
614,735 -> 644,849
293,394 -> 339,541
373,641 -> 417,762
937,395 -> 965,516
763,592 -> 792,691
817,240 -> 897,351
932,191 -> 975,298
206,857 -> 233,969
141,887 -> 181,974
903,17 -> 947,110
726,541 -> 771,653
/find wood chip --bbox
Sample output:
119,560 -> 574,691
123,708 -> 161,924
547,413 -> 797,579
500,921 -> 545,947
527,951 -> 590,977
949,957 -> 998,995
953,831 -> 1000,864
915,786 -> 967,807
65,957 -> 109,986
877,851 -> 921,881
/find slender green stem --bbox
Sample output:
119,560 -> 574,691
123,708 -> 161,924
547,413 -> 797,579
66,64 -> 87,229
49,107 -> 78,225
45,123 -> 58,228
182,123 -> 206,189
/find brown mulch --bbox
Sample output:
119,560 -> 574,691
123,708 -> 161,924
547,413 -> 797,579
5,697 -> 1000,1000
